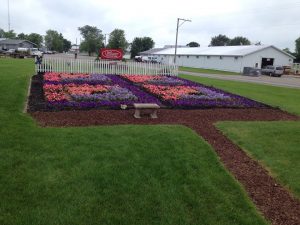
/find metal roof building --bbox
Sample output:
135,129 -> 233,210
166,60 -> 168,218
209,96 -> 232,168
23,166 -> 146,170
141,45 -> 295,73
0,39 -> 37,50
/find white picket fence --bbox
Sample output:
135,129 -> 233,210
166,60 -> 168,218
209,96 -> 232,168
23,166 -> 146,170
35,57 -> 178,76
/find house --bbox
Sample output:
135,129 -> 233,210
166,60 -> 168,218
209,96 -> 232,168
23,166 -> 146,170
140,45 -> 295,73
0,39 -> 37,50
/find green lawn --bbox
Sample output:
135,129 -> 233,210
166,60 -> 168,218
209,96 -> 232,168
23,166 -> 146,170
180,74 -> 300,116
179,66 -> 240,75
179,74 -> 300,200
0,58 -> 267,225
217,122 -> 300,199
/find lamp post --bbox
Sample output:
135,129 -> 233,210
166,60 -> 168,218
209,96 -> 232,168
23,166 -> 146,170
174,18 -> 191,64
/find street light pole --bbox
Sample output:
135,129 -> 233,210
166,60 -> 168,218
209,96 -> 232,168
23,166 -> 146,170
174,18 -> 180,64
174,18 -> 191,64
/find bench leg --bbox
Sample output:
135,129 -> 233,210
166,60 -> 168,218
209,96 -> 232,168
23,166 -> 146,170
150,109 -> 158,119
134,109 -> 141,118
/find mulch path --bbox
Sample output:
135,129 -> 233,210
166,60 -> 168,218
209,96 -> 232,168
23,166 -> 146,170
31,108 -> 300,225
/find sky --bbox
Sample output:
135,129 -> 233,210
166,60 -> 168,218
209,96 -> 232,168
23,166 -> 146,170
0,0 -> 299,50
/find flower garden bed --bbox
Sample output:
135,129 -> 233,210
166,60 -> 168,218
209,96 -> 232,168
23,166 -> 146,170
28,72 -> 269,111
120,75 -> 269,109
40,72 -> 161,110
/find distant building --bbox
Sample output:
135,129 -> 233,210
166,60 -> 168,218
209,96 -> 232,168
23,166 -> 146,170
0,39 -> 37,50
140,45 -> 295,73
70,44 -> 80,53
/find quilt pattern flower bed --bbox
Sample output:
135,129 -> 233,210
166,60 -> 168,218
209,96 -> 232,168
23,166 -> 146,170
42,72 -> 161,110
39,73 -> 269,110
120,74 -> 269,109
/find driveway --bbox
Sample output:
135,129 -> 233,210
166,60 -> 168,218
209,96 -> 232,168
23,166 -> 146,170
180,71 -> 300,89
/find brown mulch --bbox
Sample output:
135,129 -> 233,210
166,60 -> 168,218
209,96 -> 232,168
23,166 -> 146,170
31,108 -> 300,225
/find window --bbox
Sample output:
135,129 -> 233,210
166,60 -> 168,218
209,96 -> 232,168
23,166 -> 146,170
187,55 -> 189,58
234,56 -> 238,60
220,56 -> 223,60
196,56 -> 199,58
178,55 -> 181,58
207,56 -> 210,59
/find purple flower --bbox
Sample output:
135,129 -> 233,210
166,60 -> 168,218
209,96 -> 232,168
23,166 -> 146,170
44,73 -> 269,110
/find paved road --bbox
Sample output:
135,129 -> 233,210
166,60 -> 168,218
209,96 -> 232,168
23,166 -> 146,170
44,53 -> 95,60
180,71 -> 300,89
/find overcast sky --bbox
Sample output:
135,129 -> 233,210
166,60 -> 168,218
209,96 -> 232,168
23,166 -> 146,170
0,0 -> 299,50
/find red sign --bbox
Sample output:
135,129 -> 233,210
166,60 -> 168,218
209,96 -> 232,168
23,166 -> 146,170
100,48 -> 123,60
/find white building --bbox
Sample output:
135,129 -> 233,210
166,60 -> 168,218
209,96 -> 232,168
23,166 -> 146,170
141,45 -> 295,73
69,44 -> 80,53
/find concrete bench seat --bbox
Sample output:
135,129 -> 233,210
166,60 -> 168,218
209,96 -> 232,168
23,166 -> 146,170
133,103 -> 160,119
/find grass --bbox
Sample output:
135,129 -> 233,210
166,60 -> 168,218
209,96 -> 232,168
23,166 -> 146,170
216,121 -> 300,199
0,58 -> 267,225
179,66 -> 241,75
180,74 -> 300,116
179,73 -> 300,200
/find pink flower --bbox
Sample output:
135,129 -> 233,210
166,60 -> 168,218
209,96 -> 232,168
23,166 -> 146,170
143,85 -> 198,100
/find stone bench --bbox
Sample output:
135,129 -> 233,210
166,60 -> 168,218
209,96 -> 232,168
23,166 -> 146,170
133,103 -> 160,119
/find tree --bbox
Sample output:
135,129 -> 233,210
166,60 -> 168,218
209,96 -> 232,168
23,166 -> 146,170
186,42 -> 200,47
283,48 -> 293,55
63,38 -> 71,52
254,41 -> 262,46
210,34 -> 230,46
296,37 -> 300,56
27,33 -> 43,48
78,25 -> 104,56
0,28 -> 5,38
228,36 -> 251,46
295,37 -> 300,62
3,30 -> 16,39
107,29 -> 128,51
45,30 -> 64,52
17,33 -> 28,40
130,37 -> 154,58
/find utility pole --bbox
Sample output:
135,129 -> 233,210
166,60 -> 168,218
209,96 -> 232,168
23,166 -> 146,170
104,33 -> 109,47
7,0 -> 11,31
174,18 -> 191,64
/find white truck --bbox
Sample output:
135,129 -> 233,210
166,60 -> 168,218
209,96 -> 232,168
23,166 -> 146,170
30,48 -> 43,57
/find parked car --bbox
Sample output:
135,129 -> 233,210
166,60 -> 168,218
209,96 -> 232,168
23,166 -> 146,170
5,49 -> 16,55
44,50 -> 54,54
134,56 -> 142,62
30,49 -> 43,57
261,65 -> 284,77
141,56 -> 160,63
